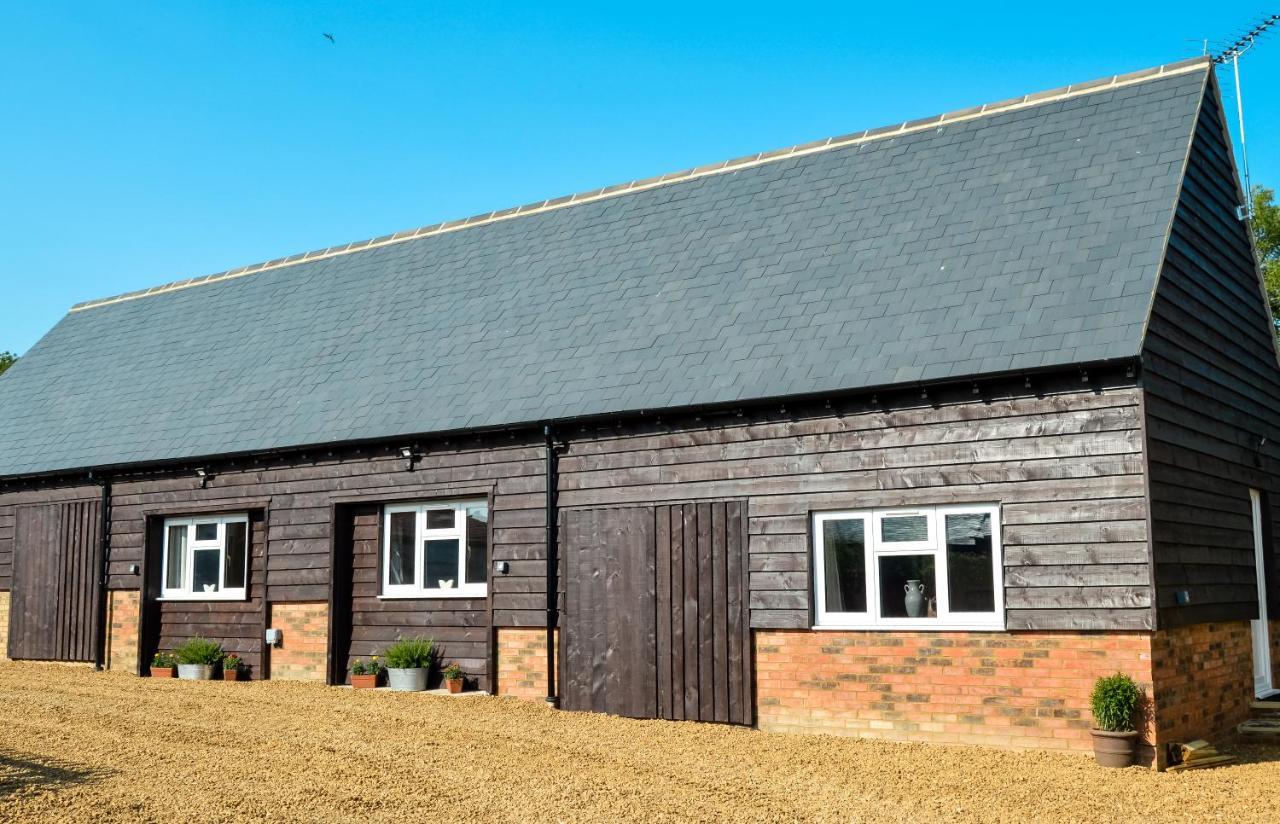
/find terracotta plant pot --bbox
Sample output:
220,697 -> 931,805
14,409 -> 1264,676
151,666 -> 176,679
445,677 -> 464,694
351,673 -> 379,690
223,668 -> 246,681
1091,729 -> 1139,768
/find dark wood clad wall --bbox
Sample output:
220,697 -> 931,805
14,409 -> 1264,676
556,377 -> 1152,631
1142,79 -> 1280,629
154,513 -> 267,677
338,503 -> 490,689
0,483 -> 99,592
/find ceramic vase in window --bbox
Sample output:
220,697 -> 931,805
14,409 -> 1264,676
904,580 -> 926,617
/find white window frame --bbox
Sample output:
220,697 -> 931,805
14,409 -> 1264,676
381,500 -> 488,599
159,514 -> 250,601
813,503 -> 1003,631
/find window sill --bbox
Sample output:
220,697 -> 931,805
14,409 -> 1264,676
813,621 -> 1005,632
156,594 -> 249,603
378,591 -> 487,600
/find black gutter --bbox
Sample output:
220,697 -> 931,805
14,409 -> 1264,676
544,424 -> 560,708
92,475 -> 111,670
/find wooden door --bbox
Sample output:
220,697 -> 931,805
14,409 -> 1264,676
9,501 -> 102,662
560,501 -> 751,725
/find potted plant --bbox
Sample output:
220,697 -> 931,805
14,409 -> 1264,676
175,636 -> 225,681
1090,672 -> 1143,767
222,654 -> 246,681
442,662 -> 465,694
150,651 -> 177,679
383,636 -> 434,692
351,656 -> 384,689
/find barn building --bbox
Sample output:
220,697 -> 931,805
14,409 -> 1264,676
1,57 -> 1276,767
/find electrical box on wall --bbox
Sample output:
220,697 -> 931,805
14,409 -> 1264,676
265,628 -> 283,646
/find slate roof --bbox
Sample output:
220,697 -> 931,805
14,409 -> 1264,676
0,59 -> 1212,478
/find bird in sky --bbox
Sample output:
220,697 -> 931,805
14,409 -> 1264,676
322,33 -> 335,43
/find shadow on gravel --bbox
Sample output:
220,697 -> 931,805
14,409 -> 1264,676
0,752 -> 106,798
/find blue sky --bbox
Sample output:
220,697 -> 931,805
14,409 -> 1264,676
2,2 -> 1277,355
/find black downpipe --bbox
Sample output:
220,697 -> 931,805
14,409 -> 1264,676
544,425 -> 560,707
93,476 -> 112,670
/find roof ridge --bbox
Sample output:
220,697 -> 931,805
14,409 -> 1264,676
71,57 -> 1211,313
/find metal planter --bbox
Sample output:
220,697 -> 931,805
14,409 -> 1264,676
387,667 -> 428,692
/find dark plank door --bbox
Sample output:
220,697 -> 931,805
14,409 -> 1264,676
9,501 -> 102,662
561,501 -> 750,725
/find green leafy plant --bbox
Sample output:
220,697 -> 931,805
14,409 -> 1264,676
1090,673 -> 1142,733
442,662 -> 463,681
352,656 -> 385,676
384,637 -> 435,670
174,636 -> 225,666
151,651 -> 175,668
222,654 -> 242,672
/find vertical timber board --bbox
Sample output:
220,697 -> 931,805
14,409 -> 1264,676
669,504 -> 686,721
9,501 -> 99,662
655,505 -> 672,719
681,503 -> 699,719
711,502 -> 729,723
603,507 -> 657,718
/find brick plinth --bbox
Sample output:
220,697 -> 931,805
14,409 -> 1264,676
105,590 -> 140,673
1151,621 -> 1255,749
269,603 -> 328,682
0,591 -> 9,662
497,628 -> 557,701
755,630 -> 1156,761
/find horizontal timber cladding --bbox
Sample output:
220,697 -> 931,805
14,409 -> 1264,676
1141,78 -> 1280,629
556,373 -> 1152,632
95,435 -> 545,626
152,513 -> 267,678
0,482 -> 100,592
334,503 -> 491,690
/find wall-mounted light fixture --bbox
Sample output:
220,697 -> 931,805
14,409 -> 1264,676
195,467 -> 210,489
399,446 -> 419,472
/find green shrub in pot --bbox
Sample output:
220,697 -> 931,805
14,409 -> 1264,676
383,637 -> 435,692
174,637 -> 224,681
1088,673 -> 1143,768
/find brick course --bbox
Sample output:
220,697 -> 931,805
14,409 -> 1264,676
269,603 -> 328,682
105,590 -> 139,674
1151,621 -> 1255,750
755,629 -> 1157,762
0,591 -> 9,662
497,628 -> 556,701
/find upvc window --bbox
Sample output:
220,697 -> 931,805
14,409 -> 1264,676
813,504 -> 1003,630
160,515 -> 249,601
382,500 -> 488,599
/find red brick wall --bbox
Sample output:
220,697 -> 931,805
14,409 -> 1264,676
269,603 -> 328,682
755,630 -> 1157,762
1151,621 -> 1255,749
497,628 -> 556,701
105,590 -> 139,674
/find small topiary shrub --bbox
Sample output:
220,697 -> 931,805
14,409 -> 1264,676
1090,672 -> 1141,732
174,636 -> 225,666
384,637 -> 435,670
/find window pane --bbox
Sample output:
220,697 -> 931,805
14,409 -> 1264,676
193,548 -> 220,593
878,554 -> 936,618
426,509 -> 455,530
946,513 -> 995,612
822,519 -> 866,612
195,523 -> 218,541
465,504 -> 488,586
224,521 -> 248,590
425,539 -> 461,589
165,525 -> 188,590
388,512 -> 416,586
881,515 -> 928,543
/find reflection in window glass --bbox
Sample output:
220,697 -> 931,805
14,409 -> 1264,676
877,554 -> 936,618
465,504 -> 488,586
224,521 -> 247,589
426,509 -> 455,530
880,515 -> 928,543
195,523 -> 218,541
946,513 -> 995,612
388,511 -> 416,586
193,548 -> 220,592
165,525 -> 187,590
822,519 -> 866,612
425,539 -> 461,589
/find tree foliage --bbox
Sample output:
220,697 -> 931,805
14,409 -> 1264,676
1253,186 -> 1280,335
0,351 -> 15,377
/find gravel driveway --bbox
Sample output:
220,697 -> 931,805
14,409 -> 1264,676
1,662 -> 1278,823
